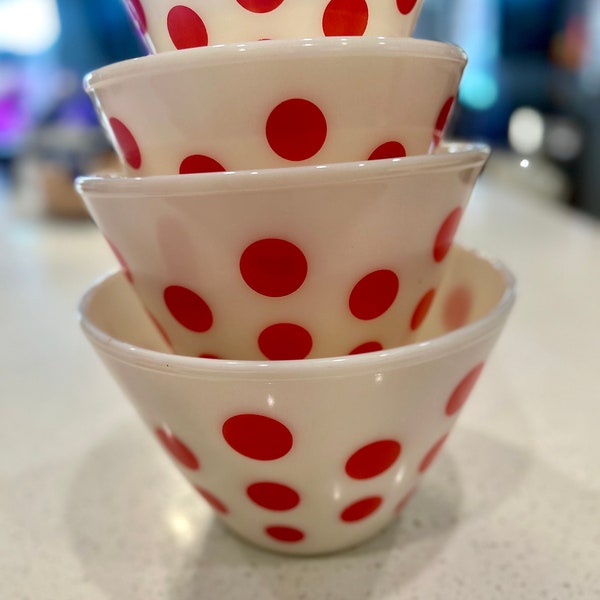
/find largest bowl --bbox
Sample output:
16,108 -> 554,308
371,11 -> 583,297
76,142 -> 490,360
84,37 -> 467,176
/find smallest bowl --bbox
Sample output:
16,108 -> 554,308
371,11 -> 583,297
78,246 -> 516,555
123,0 -> 425,53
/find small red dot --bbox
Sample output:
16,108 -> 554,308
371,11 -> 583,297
443,284 -> 473,331
394,487 -> 417,513
418,434 -> 448,473
167,5 -> 208,49
247,482 -> 300,511
125,0 -> 147,33
345,440 -> 401,480
349,270 -> 399,321
236,0 -> 285,12
164,285 -> 213,333
266,98 -> 327,162
258,323 -> 313,360
195,486 -> 229,514
411,288 -> 436,331
340,496 -> 383,522
179,154 -> 226,174
109,118 -> 141,170
433,207 -> 463,263
199,353 -> 221,359
396,0 -> 419,15
445,363 -> 485,416
222,414 -> 293,460
105,238 -> 133,283
322,0 -> 369,36
240,238 -> 308,297
349,341 -> 383,355
265,525 -> 305,543
433,96 -> 455,148
368,141 -> 407,161
155,427 -> 199,470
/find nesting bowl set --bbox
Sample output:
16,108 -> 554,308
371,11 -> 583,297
75,0 -> 515,555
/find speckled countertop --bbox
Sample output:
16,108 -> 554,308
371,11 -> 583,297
1,154 -> 599,599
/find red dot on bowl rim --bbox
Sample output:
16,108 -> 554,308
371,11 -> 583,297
258,323 -> 313,360
322,0 -> 369,37
433,96 -> 455,147
167,5 -> 208,49
340,496 -> 383,522
155,427 -> 199,470
410,288 -> 436,331
368,141 -> 407,161
265,525 -> 305,542
266,98 -> 328,162
349,341 -> 384,355
163,285 -> 213,333
396,0 -> 419,15
109,117 -> 141,170
445,363 -> 485,416
236,0 -> 285,13
195,486 -> 229,514
345,439 -> 402,480
418,434 -> 448,473
394,486 -> 417,513
433,207 -> 463,263
349,269 -> 400,321
105,238 -> 133,283
247,481 -> 300,511
222,414 -> 293,460
179,154 -> 226,174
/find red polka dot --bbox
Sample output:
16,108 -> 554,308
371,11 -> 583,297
236,0 -> 285,12
340,496 -> 383,522
125,0 -> 147,33
179,154 -> 226,174
433,96 -> 455,147
247,482 -> 300,511
443,284 -> 473,331
105,238 -> 133,283
258,323 -> 313,360
167,5 -> 208,49
433,207 -> 463,263
368,141 -> 407,161
396,0 -> 419,15
445,363 -> 485,416
109,118 -> 141,170
418,434 -> 448,473
349,341 -> 383,355
155,427 -> 199,470
322,0 -> 369,36
349,270 -> 399,321
265,525 -> 305,543
146,311 -> 173,348
240,238 -> 308,297
411,288 -> 436,331
345,440 -> 401,480
222,414 -> 293,460
394,487 -> 417,513
266,98 -> 327,162
164,285 -> 213,333
199,353 -> 221,359
195,486 -> 229,514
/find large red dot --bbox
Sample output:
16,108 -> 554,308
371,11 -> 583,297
433,96 -> 455,147
345,440 -> 402,480
109,118 -> 141,170
240,238 -> 308,297
164,285 -> 213,332
222,414 -> 293,460
155,427 -> 199,470
443,284 -> 473,331
167,5 -> 208,49
397,0 -> 419,15
418,434 -> 448,473
266,98 -> 327,162
411,288 -> 436,331
236,0 -> 285,12
179,154 -> 226,174
247,482 -> 300,511
265,525 -> 305,542
322,0 -> 369,36
368,141 -> 407,161
258,323 -> 313,360
433,207 -> 463,263
195,486 -> 229,514
340,496 -> 383,522
125,0 -> 147,33
349,270 -> 399,321
445,363 -> 485,416
349,341 -> 383,355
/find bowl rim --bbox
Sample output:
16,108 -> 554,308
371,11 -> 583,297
78,246 -> 516,379
75,142 -> 490,197
83,36 -> 467,90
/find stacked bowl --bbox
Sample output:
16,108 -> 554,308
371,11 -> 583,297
75,1 -> 515,555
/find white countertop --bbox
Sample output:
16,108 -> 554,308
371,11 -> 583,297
1,154 -> 599,599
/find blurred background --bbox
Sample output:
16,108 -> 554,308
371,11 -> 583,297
0,0 -> 598,217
